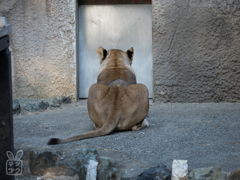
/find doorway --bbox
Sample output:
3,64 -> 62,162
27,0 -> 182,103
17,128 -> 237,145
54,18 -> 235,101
78,5 -> 153,98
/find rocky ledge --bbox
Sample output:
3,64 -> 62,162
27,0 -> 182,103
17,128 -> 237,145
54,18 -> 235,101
13,96 -> 72,115
14,147 -> 240,180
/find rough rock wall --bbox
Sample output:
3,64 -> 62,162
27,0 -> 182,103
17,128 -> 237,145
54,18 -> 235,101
0,0 -> 77,100
152,0 -> 240,102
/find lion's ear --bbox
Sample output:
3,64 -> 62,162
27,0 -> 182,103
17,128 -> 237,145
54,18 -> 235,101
127,47 -> 134,65
96,46 -> 107,63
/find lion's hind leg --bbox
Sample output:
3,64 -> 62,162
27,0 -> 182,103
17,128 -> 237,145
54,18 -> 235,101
94,123 -> 101,130
132,119 -> 149,131
88,83 -> 110,129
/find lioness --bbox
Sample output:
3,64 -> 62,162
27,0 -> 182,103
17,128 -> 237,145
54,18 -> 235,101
48,47 -> 149,145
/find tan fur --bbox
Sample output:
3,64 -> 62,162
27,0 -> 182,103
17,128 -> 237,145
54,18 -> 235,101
48,47 -> 149,145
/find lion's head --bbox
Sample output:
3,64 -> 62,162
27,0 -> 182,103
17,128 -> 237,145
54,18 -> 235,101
96,47 -> 136,85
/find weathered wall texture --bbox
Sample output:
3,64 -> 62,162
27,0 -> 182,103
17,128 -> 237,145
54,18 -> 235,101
1,0 -> 240,102
0,0 -> 77,100
153,0 -> 240,102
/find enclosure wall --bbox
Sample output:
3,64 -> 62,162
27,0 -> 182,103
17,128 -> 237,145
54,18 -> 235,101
152,0 -> 240,102
1,0 -> 240,102
0,0 -> 77,100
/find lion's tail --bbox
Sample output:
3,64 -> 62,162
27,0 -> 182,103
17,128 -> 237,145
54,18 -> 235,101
47,112 -> 120,145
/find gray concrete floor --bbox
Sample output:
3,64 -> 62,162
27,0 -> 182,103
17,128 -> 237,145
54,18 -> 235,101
14,101 -> 240,172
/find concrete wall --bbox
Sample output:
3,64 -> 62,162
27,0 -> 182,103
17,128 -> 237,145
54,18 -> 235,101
1,0 -> 240,102
0,0 -> 77,100
152,0 -> 240,102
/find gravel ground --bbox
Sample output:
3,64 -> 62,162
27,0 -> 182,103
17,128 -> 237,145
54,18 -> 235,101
14,101 -> 240,172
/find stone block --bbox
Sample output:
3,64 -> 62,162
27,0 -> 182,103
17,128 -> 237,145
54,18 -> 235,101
23,104 -> 40,112
44,97 -> 61,107
121,168 -> 145,180
227,169 -> 240,180
61,96 -> 72,104
86,160 -> 98,180
171,160 -> 188,180
139,164 -> 171,180
38,101 -> 49,110
188,166 -> 225,180
76,148 -> 98,180
28,151 -> 72,177
97,156 -> 118,180
13,99 -> 20,114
